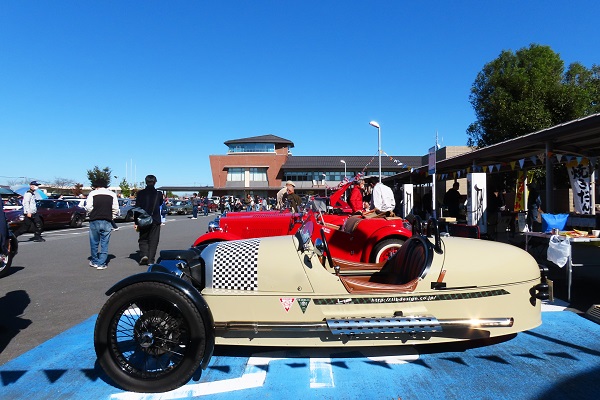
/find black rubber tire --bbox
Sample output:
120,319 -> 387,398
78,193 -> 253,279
125,211 -> 134,222
0,254 -> 12,279
94,281 -> 207,393
70,214 -> 83,228
0,235 -> 17,279
370,238 -> 405,263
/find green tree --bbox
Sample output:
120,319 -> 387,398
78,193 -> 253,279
87,166 -> 112,187
72,183 -> 84,196
119,178 -> 131,198
467,44 -> 600,147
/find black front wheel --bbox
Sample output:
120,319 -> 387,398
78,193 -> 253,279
0,233 -> 18,279
94,281 -> 207,393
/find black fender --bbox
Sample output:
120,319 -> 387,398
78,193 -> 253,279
106,271 -> 215,370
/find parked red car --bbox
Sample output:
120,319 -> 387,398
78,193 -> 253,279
193,181 -> 412,263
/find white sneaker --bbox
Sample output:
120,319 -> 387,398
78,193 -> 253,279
96,264 -> 107,270
112,227 -> 120,231
191,217 -> 197,220
89,261 -> 99,268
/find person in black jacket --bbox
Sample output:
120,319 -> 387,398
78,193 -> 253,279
135,175 -> 163,265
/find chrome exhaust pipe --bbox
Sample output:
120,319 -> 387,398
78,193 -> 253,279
215,317 -> 513,335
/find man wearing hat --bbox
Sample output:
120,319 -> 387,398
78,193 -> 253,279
12,181 -> 45,242
284,180 -> 302,212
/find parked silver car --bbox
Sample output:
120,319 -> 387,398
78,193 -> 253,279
169,200 -> 192,215
115,198 -> 136,222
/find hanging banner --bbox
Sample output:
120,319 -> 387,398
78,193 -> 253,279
428,146 -> 436,175
567,162 -> 592,214
514,171 -> 526,212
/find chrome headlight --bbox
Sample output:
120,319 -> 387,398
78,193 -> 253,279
208,218 -> 222,232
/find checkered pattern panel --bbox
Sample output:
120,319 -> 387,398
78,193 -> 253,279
212,239 -> 260,290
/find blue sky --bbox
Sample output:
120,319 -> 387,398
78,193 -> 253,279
1,0 -> 599,189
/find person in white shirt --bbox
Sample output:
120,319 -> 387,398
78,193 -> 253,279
12,181 -> 45,242
369,177 -> 396,217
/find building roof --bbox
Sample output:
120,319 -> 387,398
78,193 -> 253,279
282,155 -> 422,170
386,112 -> 600,184
224,134 -> 294,148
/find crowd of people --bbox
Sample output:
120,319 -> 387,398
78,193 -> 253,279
347,176 -> 397,217
1,174 -> 547,271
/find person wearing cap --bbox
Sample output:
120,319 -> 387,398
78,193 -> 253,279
284,180 -> 302,213
12,181 -> 45,242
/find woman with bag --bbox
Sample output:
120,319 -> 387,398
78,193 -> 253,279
135,175 -> 163,265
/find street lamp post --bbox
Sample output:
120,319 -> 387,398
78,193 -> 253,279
369,121 -> 381,180
340,159 -> 347,200
322,173 -> 327,197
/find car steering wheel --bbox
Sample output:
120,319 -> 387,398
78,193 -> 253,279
320,227 -> 334,269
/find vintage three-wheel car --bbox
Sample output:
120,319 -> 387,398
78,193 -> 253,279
94,212 -> 549,393
193,181 -> 413,263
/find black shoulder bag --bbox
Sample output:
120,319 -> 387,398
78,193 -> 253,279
133,192 -> 160,229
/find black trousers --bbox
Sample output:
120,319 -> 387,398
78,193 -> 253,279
13,213 -> 43,238
138,223 -> 161,263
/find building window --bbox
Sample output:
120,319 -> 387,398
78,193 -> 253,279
228,143 -> 275,153
227,168 -> 244,181
250,168 -> 267,182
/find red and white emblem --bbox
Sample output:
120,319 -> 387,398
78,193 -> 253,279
279,297 -> 295,312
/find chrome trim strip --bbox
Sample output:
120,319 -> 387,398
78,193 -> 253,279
201,243 -> 218,289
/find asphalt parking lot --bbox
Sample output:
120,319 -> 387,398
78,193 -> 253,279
0,213 -> 214,365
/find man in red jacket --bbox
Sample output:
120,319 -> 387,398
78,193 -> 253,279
349,179 -> 365,214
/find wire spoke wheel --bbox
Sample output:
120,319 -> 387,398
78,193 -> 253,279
371,238 -> 405,263
95,282 -> 206,393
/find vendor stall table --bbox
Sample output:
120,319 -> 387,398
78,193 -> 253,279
524,231 -> 600,301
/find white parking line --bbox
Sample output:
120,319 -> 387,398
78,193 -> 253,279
309,357 -> 334,388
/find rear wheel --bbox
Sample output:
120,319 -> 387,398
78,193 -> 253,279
70,214 -> 84,228
371,238 -> 405,263
94,281 -> 207,393
125,211 -> 134,222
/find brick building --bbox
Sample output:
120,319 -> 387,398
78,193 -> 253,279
208,134 -> 421,199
